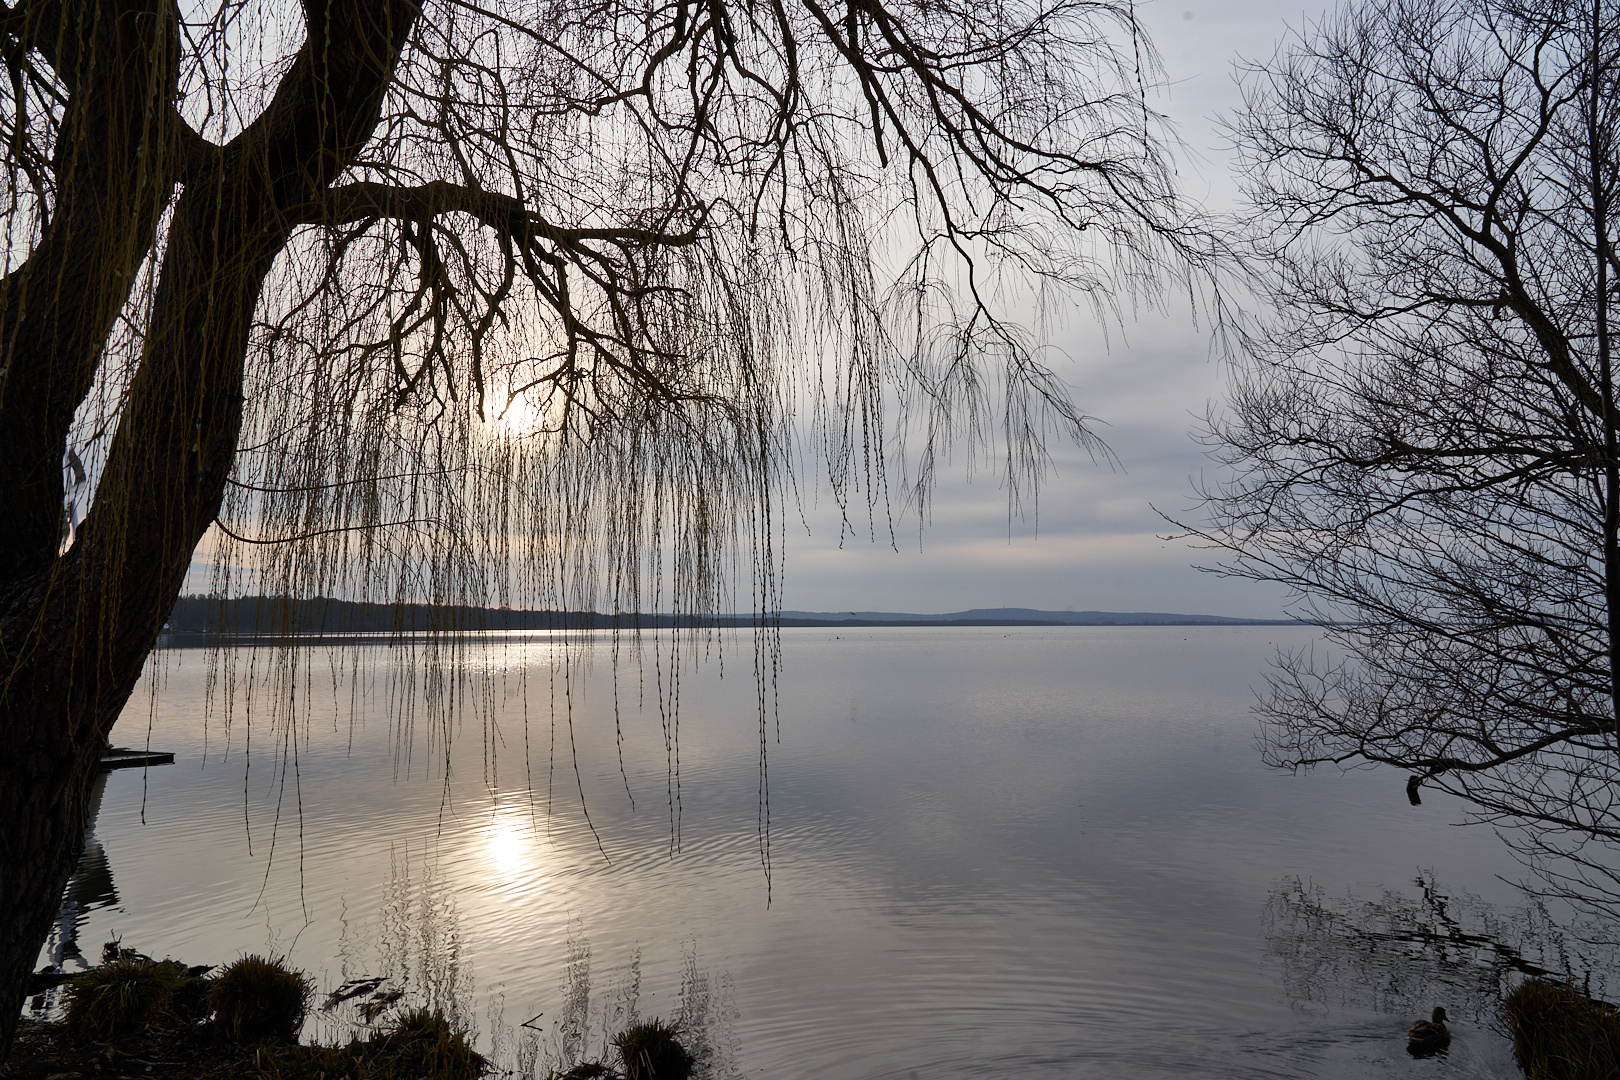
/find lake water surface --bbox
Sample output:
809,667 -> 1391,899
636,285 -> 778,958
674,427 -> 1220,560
33,626 -> 1611,1078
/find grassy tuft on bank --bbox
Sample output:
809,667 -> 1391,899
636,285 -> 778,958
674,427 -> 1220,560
210,954 -> 316,1044
16,946 -> 710,1080
244,1007 -> 486,1080
63,955 -> 193,1041
1504,978 -> 1620,1080
12,950 -> 489,1080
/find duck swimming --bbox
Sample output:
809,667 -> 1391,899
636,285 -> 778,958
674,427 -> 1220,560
1407,1007 -> 1451,1057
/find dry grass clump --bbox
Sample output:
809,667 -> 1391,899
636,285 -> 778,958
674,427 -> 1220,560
611,1019 -> 694,1080
557,1064 -> 615,1080
247,1006 -> 486,1080
63,956 -> 189,1040
209,954 -> 315,1043
1504,978 -> 1620,1080
367,1007 -> 487,1080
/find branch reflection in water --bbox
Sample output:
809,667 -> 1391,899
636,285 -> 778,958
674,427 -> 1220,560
512,931 -> 742,1080
315,847 -> 742,1078
1264,872 -> 1620,1027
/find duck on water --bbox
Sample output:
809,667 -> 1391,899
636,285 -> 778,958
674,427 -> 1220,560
1407,1007 -> 1451,1058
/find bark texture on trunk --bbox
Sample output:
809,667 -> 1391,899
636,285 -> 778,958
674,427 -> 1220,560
0,2 -> 420,1063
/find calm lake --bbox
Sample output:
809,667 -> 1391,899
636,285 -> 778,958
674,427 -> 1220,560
32,626 -> 1612,1078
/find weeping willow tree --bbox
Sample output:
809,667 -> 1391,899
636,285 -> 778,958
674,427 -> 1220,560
0,0 -> 1202,1057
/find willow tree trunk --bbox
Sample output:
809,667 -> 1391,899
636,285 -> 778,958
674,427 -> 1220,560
0,2 -> 419,1063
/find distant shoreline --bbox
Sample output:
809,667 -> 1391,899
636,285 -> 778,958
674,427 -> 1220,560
159,596 -> 1308,645
775,607 -> 1305,627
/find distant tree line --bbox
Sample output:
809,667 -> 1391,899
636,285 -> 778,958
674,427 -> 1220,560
163,597 -> 1294,636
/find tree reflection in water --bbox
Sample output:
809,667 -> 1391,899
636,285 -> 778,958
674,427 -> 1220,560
320,847 -> 740,1079
22,774 -> 124,1021
1264,872 -> 1619,1026
48,773 -> 119,973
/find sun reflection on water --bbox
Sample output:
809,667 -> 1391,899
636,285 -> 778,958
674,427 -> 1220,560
477,796 -> 549,887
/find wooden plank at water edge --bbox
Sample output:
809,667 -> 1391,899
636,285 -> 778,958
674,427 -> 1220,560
98,747 -> 175,770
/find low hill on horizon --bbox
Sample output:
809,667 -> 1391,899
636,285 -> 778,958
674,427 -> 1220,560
777,607 -> 1298,626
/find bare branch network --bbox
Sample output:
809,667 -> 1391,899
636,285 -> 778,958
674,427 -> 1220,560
0,0 -> 1207,1059
1190,0 -> 1620,910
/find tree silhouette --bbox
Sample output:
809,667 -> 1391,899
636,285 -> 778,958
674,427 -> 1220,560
0,0 -> 1202,1059
1198,0 -> 1620,911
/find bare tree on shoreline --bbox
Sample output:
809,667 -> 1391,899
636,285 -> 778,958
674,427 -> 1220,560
1195,0 -> 1620,913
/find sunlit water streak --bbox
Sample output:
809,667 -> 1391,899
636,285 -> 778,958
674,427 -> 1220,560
29,626 -> 1612,1078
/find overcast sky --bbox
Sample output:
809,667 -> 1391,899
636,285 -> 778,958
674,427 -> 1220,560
779,0 -> 1336,619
